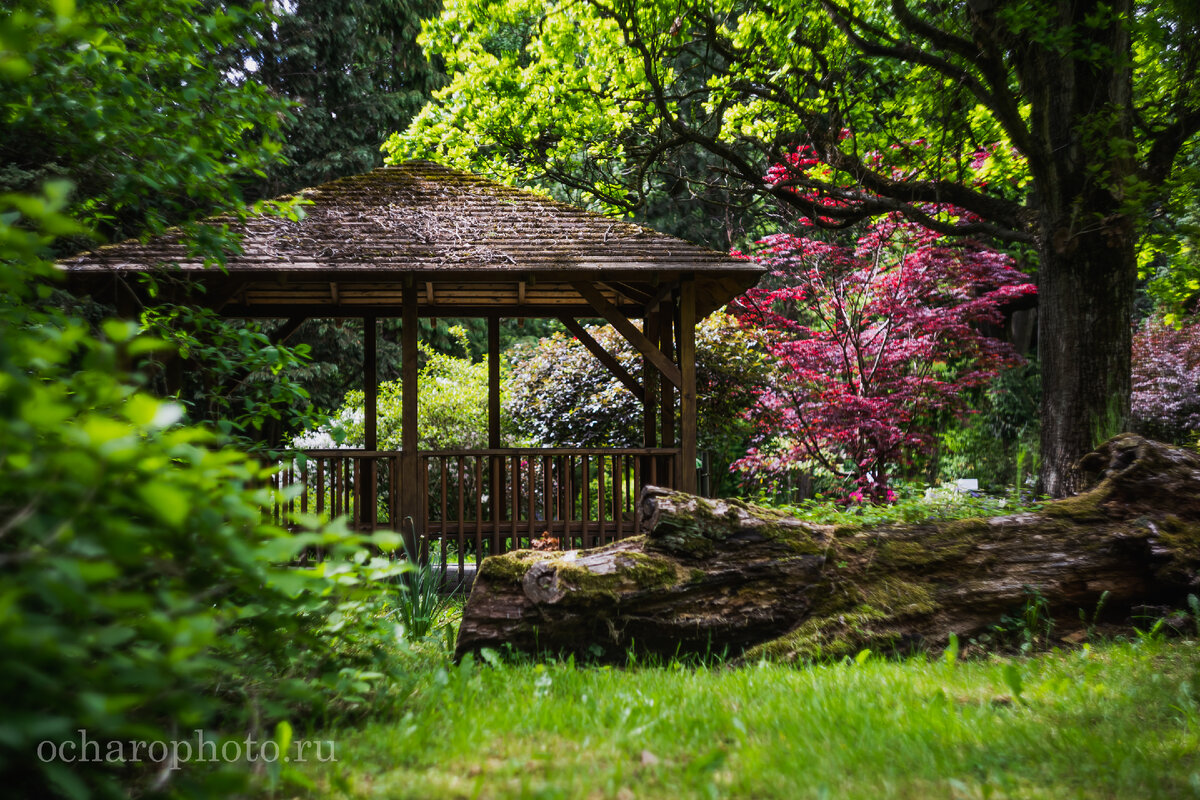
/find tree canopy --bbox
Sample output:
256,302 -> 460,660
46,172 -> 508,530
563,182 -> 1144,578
228,0 -> 444,198
393,0 -> 1200,495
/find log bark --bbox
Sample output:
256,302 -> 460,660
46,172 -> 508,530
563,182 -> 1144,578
454,435 -> 1200,662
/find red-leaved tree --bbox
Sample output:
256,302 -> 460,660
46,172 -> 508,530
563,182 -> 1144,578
731,213 -> 1036,499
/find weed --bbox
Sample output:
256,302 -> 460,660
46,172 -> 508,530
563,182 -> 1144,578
393,531 -> 455,641
991,587 -> 1053,653
1078,589 -> 1111,640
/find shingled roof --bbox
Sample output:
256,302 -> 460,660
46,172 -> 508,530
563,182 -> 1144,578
63,160 -> 763,317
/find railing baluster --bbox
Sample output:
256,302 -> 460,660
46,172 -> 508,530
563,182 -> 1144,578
598,455 -> 607,546
291,447 -> 682,557
509,455 -> 519,551
615,454 -> 624,542
527,454 -> 536,544
439,455 -> 448,566
582,455 -> 591,548
456,456 -> 465,573
474,456 -> 483,562
491,455 -> 501,557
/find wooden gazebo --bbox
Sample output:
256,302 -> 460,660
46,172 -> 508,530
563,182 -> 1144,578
64,161 -> 763,564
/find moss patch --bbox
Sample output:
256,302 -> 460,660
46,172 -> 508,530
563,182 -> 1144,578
859,577 -> 938,616
1157,514 -> 1200,575
746,606 -> 900,663
1042,485 -> 1111,520
478,550 -> 555,586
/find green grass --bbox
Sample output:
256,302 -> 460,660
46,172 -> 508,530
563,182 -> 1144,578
777,484 -> 1044,528
283,639 -> 1200,799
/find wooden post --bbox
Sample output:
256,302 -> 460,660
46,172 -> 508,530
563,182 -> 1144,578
679,277 -> 698,494
488,314 -> 503,530
401,289 -> 420,556
642,310 -> 658,450
364,316 -> 378,451
363,315 -> 378,529
660,293 -> 676,451
488,314 -> 501,448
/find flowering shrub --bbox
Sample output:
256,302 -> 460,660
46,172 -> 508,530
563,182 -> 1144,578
1131,315 -> 1200,444
731,213 -> 1036,498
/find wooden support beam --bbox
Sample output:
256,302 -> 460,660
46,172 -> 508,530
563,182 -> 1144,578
642,310 -> 658,449
518,281 -> 526,305
660,298 -> 676,453
364,315 -> 378,451
570,281 -> 683,389
607,281 -> 654,304
679,279 -> 698,494
426,281 -> 435,305
401,288 -> 420,554
557,315 -> 644,397
329,282 -> 339,304
363,315 -> 378,529
271,316 -> 307,345
596,281 -> 643,306
488,314 -> 501,449
487,313 -> 503,530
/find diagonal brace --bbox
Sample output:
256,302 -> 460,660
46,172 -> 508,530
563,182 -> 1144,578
570,281 -> 682,389
558,315 -> 644,397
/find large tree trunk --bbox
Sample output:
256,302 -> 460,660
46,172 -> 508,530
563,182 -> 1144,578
455,435 -> 1200,662
1026,0 -> 1138,497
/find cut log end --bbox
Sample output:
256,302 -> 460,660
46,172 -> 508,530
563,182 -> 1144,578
455,435 -> 1200,663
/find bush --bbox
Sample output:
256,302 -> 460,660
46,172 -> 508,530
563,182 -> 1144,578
1130,314 -> 1200,444
0,193 -> 407,800
505,312 -> 769,493
937,361 -> 1041,491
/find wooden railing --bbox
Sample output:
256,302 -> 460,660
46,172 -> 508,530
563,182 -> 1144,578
273,447 -> 679,569
273,450 -> 401,531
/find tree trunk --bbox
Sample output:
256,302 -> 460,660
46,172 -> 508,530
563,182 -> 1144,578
1036,229 -> 1137,497
455,435 -> 1200,663
1025,0 -> 1138,497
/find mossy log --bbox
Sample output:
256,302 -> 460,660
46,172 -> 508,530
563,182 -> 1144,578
454,435 -> 1200,662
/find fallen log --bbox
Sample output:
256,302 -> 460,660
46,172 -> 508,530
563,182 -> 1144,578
454,435 -> 1200,662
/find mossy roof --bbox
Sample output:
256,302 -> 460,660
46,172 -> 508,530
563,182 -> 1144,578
62,161 -> 763,318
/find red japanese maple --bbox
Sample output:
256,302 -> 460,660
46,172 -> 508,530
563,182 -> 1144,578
731,212 -> 1036,498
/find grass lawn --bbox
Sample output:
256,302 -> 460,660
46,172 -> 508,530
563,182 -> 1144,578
283,637 -> 1200,799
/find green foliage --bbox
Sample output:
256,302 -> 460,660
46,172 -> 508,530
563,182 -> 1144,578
0,12 -> 411,798
387,0 -> 644,211
1140,149 -> 1200,323
227,0 -> 444,198
505,312 -> 768,490
393,540 -> 455,641
0,0 -> 296,249
937,362 -> 1041,491
140,304 -> 330,453
306,327 -> 516,450
0,184 -> 414,798
384,0 -> 767,248
771,483 -> 1042,529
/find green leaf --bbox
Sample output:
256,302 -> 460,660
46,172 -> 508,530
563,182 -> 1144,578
136,482 -> 191,528
1003,662 -> 1025,703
